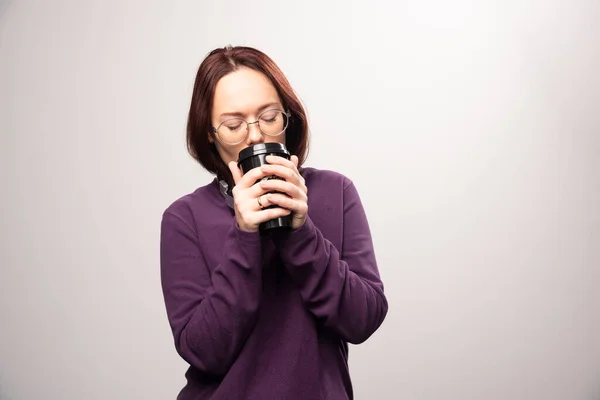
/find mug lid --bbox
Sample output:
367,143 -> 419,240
237,143 -> 290,163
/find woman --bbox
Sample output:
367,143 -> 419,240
160,45 -> 388,400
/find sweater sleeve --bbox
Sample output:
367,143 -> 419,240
160,210 -> 263,376
275,179 -> 388,344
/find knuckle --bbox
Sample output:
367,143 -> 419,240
240,214 -> 252,225
249,169 -> 263,181
233,196 -> 243,207
273,208 -> 287,217
257,167 -> 268,177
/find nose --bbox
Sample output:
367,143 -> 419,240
246,121 -> 264,145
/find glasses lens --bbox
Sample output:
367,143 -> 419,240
216,118 -> 247,144
259,110 -> 288,136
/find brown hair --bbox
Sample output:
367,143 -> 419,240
186,45 -> 309,187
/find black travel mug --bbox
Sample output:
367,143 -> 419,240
237,143 -> 292,233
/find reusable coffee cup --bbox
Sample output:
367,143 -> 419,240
237,143 -> 292,232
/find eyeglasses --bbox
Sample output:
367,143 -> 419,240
212,109 -> 291,145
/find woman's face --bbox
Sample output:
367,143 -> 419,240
210,67 -> 286,166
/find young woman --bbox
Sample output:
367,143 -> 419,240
160,45 -> 388,400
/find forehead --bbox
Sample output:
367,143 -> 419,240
213,68 -> 280,113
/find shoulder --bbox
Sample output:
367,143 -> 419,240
300,166 -> 353,192
162,180 -> 220,228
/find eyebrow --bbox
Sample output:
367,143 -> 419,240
219,102 -> 281,119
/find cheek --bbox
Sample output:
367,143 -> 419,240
216,143 -> 244,164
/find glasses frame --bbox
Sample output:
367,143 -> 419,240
212,109 -> 291,145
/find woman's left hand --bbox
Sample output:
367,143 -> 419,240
258,155 -> 308,230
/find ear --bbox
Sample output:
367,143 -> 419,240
208,129 -> 215,143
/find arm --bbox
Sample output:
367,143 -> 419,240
160,210 -> 263,376
276,179 -> 388,344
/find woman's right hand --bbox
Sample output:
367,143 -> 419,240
228,161 -> 292,232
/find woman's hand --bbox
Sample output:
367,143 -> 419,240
228,161 -> 292,233
257,155 -> 308,230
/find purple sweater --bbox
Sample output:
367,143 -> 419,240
160,167 -> 388,400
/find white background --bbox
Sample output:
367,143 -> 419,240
1,1 -> 599,399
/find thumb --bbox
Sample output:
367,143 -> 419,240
228,161 -> 243,185
291,155 -> 299,169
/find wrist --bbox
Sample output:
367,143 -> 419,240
233,220 -> 261,245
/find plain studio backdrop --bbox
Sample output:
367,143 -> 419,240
1,0 -> 599,399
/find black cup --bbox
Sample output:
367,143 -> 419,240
237,143 -> 292,233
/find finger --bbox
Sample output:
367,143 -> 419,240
254,206 -> 292,223
260,171 -> 306,196
234,166 -> 269,190
260,179 -> 306,201
228,162 -> 244,186
256,194 -> 269,210
265,155 -> 298,171
265,193 -> 308,214
244,180 -> 271,199
261,164 -> 302,186
263,156 -> 305,191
